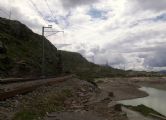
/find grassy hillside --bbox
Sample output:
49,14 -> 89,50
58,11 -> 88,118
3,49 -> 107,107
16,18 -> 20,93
0,17 -> 60,77
0,17 -> 160,79
61,51 -> 126,80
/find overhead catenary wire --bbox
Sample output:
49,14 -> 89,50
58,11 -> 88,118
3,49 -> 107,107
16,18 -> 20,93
38,0 -> 95,45
43,0 -> 64,29
44,0 -> 59,24
27,0 -> 68,45
44,0 -> 54,18
29,0 -> 47,22
43,0 -> 68,45
8,0 -> 14,19
0,9 -> 10,17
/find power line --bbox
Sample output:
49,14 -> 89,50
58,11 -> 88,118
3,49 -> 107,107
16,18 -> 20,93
29,0 -> 61,28
9,0 -> 14,20
0,9 -> 9,16
28,0 -> 67,46
44,0 -> 54,17
45,31 -> 64,37
43,0 -> 59,25
29,0 -> 46,21
0,8 -> 13,20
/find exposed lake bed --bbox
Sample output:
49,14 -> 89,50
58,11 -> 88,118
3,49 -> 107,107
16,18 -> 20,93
96,77 -> 166,119
119,87 -> 166,116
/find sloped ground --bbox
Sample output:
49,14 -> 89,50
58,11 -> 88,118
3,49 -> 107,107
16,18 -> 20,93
0,77 -> 127,120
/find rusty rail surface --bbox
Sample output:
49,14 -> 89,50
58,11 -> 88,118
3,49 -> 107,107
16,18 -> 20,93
0,75 -> 72,84
0,78 -> 38,84
0,75 -> 73,101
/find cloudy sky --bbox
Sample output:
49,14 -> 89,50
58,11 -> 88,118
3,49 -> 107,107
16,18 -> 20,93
1,0 -> 166,71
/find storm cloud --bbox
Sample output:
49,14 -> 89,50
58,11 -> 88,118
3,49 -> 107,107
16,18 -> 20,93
131,0 -> 166,12
61,0 -> 99,9
143,45 -> 166,68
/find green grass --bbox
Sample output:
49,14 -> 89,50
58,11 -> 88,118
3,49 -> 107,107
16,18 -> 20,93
13,110 -> 38,120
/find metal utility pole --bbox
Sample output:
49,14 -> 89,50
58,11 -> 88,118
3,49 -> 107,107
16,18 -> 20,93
41,25 -> 64,78
9,8 -> 12,20
0,9 -> 11,19
42,25 -> 52,78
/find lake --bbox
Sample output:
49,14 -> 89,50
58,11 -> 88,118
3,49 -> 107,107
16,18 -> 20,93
118,87 -> 166,116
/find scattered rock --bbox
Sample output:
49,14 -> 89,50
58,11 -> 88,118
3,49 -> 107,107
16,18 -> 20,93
114,104 -> 122,112
120,112 -> 127,117
108,92 -> 114,97
108,101 -> 122,111
0,78 -> 127,120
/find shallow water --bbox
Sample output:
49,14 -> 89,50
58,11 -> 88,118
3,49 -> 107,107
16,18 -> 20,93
118,87 -> 166,116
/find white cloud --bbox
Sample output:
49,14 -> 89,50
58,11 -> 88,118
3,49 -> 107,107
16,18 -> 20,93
1,0 -> 166,71
130,0 -> 166,12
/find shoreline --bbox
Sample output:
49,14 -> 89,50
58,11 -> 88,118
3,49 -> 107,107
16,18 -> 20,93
96,77 -> 166,119
96,78 -> 149,101
96,77 -> 166,101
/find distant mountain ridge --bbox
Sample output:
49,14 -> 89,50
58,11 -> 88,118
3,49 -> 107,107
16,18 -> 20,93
159,70 -> 166,74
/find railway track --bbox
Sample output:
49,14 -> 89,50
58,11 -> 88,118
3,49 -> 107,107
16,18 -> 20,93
0,75 -> 73,101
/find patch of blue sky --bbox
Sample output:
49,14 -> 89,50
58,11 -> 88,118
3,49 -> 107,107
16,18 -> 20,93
44,15 -> 59,24
142,13 -> 166,22
154,13 -> 166,21
44,11 -> 71,28
88,7 -> 108,20
131,13 -> 166,27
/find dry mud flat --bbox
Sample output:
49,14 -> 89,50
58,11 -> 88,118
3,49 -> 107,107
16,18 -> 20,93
96,77 -> 166,120
133,77 -> 166,90
96,77 -> 166,100
96,78 -> 148,101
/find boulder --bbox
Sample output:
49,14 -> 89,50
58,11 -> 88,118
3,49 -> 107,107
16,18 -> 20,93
108,102 -> 122,112
114,104 -> 122,112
